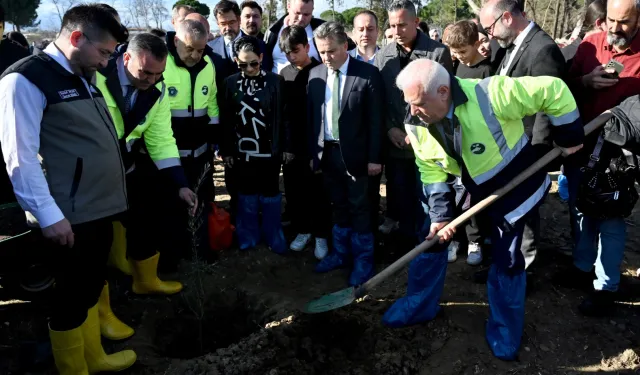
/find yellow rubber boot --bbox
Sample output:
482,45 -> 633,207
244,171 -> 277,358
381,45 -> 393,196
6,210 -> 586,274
108,221 -> 132,275
82,305 -> 136,374
98,282 -> 134,341
131,253 -> 183,295
49,326 -> 89,375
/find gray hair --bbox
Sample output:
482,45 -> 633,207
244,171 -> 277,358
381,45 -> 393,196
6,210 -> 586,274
313,21 -> 348,45
172,4 -> 196,21
388,0 -> 417,18
396,59 -> 450,96
176,19 -> 207,41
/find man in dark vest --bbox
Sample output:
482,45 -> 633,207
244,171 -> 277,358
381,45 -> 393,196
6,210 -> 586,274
0,5 -> 135,374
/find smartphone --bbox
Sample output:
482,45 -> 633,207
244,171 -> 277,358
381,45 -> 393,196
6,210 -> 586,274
603,59 -> 624,79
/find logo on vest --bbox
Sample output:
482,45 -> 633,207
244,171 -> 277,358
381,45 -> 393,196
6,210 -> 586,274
202,85 -> 209,95
470,143 -> 486,155
58,89 -> 80,100
168,87 -> 178,97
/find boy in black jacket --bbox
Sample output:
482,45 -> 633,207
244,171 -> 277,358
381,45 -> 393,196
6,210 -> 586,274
279,25 -> 331,259
444,20 -> 493,79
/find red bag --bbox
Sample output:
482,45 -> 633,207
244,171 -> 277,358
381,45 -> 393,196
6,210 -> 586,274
208,203 -> 234,250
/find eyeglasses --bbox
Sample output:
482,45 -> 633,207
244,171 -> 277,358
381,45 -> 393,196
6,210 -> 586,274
483,13 -> 504,37
84,33 -> 113,60
237,61 -> 260,70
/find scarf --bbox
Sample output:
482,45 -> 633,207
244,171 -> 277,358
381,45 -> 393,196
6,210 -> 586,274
235,70 -> 272,160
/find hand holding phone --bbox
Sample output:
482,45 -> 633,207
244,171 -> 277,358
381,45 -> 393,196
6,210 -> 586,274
603,59 -> 624,79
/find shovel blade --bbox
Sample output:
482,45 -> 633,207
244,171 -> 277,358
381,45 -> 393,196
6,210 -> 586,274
303,287 -> 356,314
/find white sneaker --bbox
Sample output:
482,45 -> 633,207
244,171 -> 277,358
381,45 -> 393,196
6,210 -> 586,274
466,242 -> 483,266
378,217 -> 399,234
447,241 -> 459,263
314,238 -> 329,259
290,233 -> 312,251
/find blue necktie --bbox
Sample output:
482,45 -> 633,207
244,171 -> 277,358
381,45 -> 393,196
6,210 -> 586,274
123,86 -> 134,114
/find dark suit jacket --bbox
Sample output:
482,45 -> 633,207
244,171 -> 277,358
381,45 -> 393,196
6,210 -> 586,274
207,30 -> 266,86
498,23 -> 566,147
307,58 -> 384,177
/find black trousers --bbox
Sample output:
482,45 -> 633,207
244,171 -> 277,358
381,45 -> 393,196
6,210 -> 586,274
233,156 -> 281,196
121,170 -> 160,261
48,217 -> 113,331
368,172 -> 383,232
283,157 -> 332,238
322,143 -> 370,234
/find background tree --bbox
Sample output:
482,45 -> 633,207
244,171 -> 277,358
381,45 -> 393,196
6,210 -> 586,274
262,0 -> 278,30
51,0 -> 78,24
320,10 -> 346,24
0,0 -> 40,32
172,0 -> 210,18
149,0 -> 169,28
342,6 -> 366,28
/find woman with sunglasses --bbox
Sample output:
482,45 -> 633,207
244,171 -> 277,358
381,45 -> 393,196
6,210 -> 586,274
219,36 -> 291,254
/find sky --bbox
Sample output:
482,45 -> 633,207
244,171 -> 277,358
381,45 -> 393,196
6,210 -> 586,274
31,0 -> 360,31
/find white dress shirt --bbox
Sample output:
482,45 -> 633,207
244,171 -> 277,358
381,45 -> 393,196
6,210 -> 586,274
323,56 -> 350,141
0,42 -> 94,228
117,56 -> 138,107
272,24 -> 320,74
499,21 -> 535,76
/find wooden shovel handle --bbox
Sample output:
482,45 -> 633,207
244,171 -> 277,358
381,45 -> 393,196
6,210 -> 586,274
356,111 -> 613,298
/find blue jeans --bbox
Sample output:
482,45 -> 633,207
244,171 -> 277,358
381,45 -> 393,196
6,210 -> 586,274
566,165 -> 627,292
574,216 -> 626,292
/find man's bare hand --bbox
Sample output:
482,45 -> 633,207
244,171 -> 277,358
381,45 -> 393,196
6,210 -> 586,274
223,156 -> 234,168
555,143 -> 584,157
426,221 -> 455,243
179,187 -> 198,216
582,65 -> 619,89
42,218 -> 74,248
388,128 -> 409,149
368,163 -> 382,176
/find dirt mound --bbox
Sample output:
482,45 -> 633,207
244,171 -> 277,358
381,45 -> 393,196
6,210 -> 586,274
172,300 -> 452,375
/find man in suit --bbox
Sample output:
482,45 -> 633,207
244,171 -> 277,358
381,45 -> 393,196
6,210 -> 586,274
240,1 -> 264,40
309,22 -> 384,286
479,0 -> 566,278
375,0 -> 453,250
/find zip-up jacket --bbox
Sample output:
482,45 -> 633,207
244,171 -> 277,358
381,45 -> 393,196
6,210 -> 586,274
406,75 -> 584,224
96,46 -> 188,189
164,34 -> 219,158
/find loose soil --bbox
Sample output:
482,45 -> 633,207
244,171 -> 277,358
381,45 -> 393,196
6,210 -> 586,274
1,164 -> 639,375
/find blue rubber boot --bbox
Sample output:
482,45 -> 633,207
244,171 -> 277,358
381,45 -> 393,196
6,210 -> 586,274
315,225 -> 352,273
349,232 -> 375,286
382,251 -> 448,328
259,194 -> 287,254
236,194 -> 260,250
486,265 -> 526,361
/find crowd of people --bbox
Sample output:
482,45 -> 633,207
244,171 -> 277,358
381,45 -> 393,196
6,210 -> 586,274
0,0 -> 639,372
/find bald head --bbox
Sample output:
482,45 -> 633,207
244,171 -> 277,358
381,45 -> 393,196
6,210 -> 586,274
607,0 -> 640,50
174,19 -> 207,67
185,12 -> 211,35
397,59 -> 451,124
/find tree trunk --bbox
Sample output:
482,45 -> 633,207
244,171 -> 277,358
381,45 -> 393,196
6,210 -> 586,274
542,0 -> 554,30
559,0 -> 567,38
552,0 -> 562,39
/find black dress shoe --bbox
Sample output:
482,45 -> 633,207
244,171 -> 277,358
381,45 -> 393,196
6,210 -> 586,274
579,290 -> 616,317
552,266 -> 595,291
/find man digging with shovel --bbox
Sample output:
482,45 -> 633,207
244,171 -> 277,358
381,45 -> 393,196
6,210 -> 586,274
382,59 -> 584,360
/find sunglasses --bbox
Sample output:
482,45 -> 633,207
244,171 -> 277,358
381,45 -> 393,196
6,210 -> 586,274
237,61 -> 260,70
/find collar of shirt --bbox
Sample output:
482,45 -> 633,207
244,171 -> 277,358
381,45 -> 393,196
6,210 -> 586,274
511,21 -> 535,52
351,46 -> 379,63
334,55 -> 350,75
44,42 -> 95,97
446,102 -> 454,120
225,32 -> 242,49
117,56 -> 132,88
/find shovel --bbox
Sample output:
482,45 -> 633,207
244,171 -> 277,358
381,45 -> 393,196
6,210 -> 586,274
304,111 -> 613,314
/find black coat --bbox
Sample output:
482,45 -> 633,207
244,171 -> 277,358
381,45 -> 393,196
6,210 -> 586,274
497,24 -> 566,148
307,58 -> 384,177
603,95 -> 640,155
219,72 -> 289,158
0,37 -> 30,75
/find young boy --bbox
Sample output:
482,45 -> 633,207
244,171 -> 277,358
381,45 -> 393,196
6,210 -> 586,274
444,20 -> 493,79
278,25 -> 331,260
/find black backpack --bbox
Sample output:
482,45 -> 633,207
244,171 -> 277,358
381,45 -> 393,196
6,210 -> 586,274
577,131 -> 639,219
